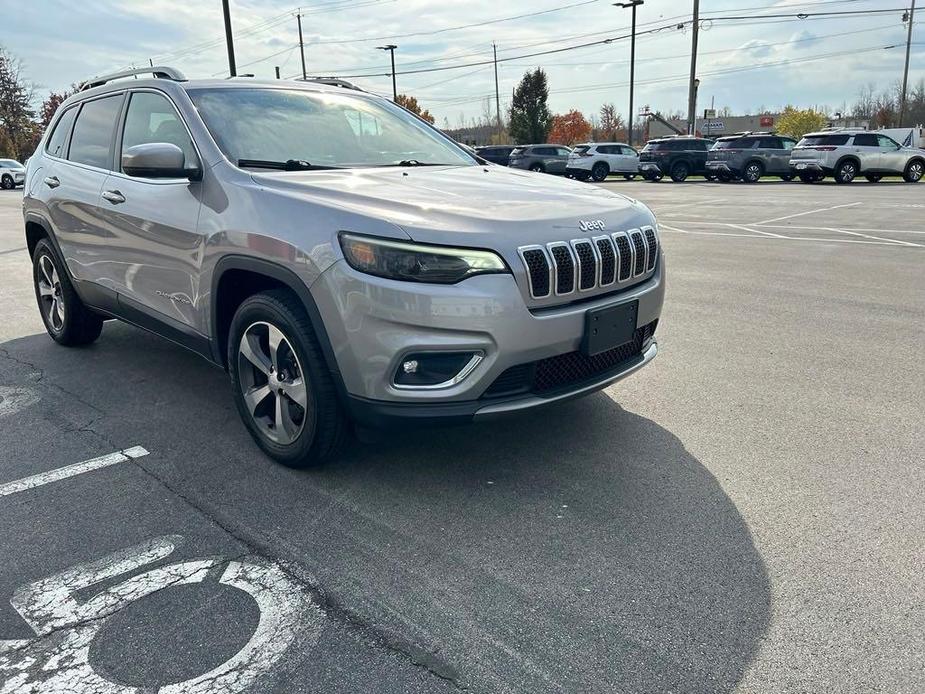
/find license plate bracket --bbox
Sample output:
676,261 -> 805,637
582,300 -> 638,356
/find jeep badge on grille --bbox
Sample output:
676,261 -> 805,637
578,219 -> 606,232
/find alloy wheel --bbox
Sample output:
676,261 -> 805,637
908,161 -> 923,182
745,164 -> 761,183
237,321 -> 309,445
37,254 -> 65,332
838,162 -> 856,183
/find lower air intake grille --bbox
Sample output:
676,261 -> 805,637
482,319 -> 658,398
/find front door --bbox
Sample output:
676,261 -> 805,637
96,90 -> 205,333
877,134 -> 907,173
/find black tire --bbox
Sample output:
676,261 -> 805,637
717,171 -> 733,183
591,162 -> 610,182
669,161 -> 690,182
228,289 -> 348,468
623,173 -> 637,180
780,174 -> 795,182
903,159 -> 924,183
1,175 -> 13,190
573,171 -> 590,181
742,161 -> 763,183
32,239 -> 103,346
798,172 -> 818,183
865,174 -> 883,183
529,163 -> 544,173
834,159 -> 858,184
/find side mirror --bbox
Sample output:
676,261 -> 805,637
122,143 -> 202,180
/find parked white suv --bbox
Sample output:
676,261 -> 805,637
790,129 -> 925,184
566,143 -> 639,182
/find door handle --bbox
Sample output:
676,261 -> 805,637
102,190 -> 125,204
43,176 -> 60,189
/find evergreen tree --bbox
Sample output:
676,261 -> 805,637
509,68 -> 551,144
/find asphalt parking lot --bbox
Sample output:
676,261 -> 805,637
0,179 -> 922,693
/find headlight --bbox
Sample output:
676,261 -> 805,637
339,233 -> 508,284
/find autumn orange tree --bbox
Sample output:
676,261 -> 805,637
546,110 -> 592,146
395,94 -> 435,124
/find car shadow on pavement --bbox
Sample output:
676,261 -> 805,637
0,323 -> 771,693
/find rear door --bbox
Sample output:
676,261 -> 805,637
96,89 -> 205,332
757,137 -> 787,173
47,92 -> 126,287
851,133 -> 881,171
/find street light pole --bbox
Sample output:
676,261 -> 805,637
377,44 -> 398,101
615,1 -> 644,147
899,0 -> 917,127
222,0 -> 236,77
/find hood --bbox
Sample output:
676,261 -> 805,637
249,164 -> 653,247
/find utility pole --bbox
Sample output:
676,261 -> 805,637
686,0 -> 700,135
615,1 -> 644,146
377,45 -> 398,101
296,12 -> 307,80
899,0 -> 917,127
493,43 -> 502,139
222,0 -> 236,77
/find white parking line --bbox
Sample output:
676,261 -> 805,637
750,201 -> 863,226
0,446 -> 149,497
759,223 -> 925,236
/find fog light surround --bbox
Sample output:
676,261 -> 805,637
393,351 -> 483,389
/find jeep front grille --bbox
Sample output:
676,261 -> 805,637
518,226 -> 658,300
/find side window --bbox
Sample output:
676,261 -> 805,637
781,138 -> 796,150
621,146 -> 636,156
45,106 -> 78,159
758,138 -> 782,149
122,92 -> 198,169
68,95 -> 123,169
877,135 -> 899,149
853,134 -> 878,147
556,147 -> 571,156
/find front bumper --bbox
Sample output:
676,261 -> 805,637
310,257 -> 665,421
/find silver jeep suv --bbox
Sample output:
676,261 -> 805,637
23,67 -> 664,467
790,129 -> 925,184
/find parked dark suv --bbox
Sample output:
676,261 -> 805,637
638,137 -> 715,182
474,145 -> 514,166
706,133 -> 798,182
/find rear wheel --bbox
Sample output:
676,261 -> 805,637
742,161 -> 763,183
32,239 -> 103,346
0,175 -> 13,190
834,160 -> 858,184
903,159 -> 923,183
229,290 -> 348,468
591,161 -> 610,182
865,174 -> 883,183
669,161 -> 690,182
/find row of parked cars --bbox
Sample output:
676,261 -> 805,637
475,129 -> 925,184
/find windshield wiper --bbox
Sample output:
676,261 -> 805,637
238,159 -> 340,171
391,160 -> 448,167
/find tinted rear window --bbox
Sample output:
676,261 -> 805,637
798,134 -> 850,146
45,106 -> 79,159
68,95 -> 123,169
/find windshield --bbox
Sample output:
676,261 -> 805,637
187,87 -> 476,169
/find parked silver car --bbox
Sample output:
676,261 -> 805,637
508,144 -> 572,174
23,67 -> 664,467
790,129 -> 925,183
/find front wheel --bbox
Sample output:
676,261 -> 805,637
669,162 -> 690,182
229,290 -> 348,468
32,239 -> 103,346
835,160 -> 857,184
903,160 -> 924,183
0,175 -> 13,190
742,161 -> 763,183
591,162 -> 610,182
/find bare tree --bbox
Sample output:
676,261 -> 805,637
0,46 -> 37,159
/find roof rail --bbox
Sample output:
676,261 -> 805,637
297,76 -> 365,92
80,66 -> 186,91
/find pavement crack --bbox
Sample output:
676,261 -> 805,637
0,346 -> 105,415
127,457 -> 465,690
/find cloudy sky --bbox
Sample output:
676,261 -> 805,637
4,0 -> 922,127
